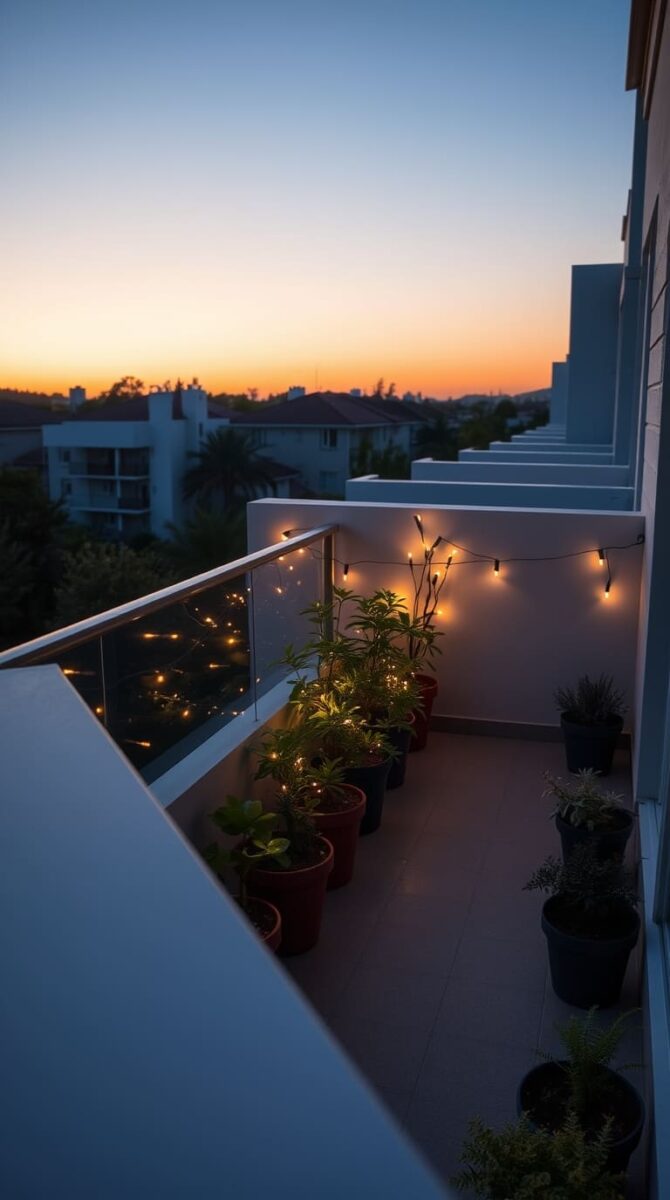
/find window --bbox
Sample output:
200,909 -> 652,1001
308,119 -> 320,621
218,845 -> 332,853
321,428 -> 338,449
58,449 -> 70,463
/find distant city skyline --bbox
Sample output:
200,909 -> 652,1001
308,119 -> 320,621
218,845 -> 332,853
1,1 -> 634,398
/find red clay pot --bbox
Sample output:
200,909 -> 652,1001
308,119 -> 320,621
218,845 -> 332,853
310,785 -> 366,889
410,673 -> 439,752
249,837 -> 334,955
244,897 -> 282,954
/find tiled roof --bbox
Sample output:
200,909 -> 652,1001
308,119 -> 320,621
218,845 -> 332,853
69,393 -> 185,421
0,401 -> 63,428
230,392 -> 428,428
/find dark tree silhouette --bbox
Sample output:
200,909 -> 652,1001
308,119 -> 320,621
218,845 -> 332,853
166,508 -> 246,577
183,428 -> 276,510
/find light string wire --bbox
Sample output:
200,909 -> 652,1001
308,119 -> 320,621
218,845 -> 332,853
297,533 -> 645,573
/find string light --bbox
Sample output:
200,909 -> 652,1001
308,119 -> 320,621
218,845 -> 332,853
598,549 -> 606,565
95,705 -> 104,716
604,578 -> 612,599
343,563 -> 349,579
493,559 -> 500,577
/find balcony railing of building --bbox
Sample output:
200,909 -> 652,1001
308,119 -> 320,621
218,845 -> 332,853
0,524 -> 335,784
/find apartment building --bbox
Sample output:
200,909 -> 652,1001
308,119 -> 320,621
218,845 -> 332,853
43,385 -> 296,538
227,391 -> 428,496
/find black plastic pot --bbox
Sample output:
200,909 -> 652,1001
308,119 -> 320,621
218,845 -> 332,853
560,712 -> 623,776
386,719 -> 414,790
517,1061 -> 645,1173
556,809 -> 634,864
541,896 -> 640,1008
343,757 -> 393,835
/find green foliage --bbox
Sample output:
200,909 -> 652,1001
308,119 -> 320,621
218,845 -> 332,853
52,540 -> 173,626
538,1009 -> 639,1127
453,1113 -> 624,1200
165,507 -> 246,577
543,770 -> 627,831
0,522 -> 35,641
255,724 -> 346,812
350,435 -> 410,480
0,468 -> 69,645
524,845 -> 638,932
206,795 -> 289,907
183,428 -> 277,510
554,675 -> 626,724
415,410 -> 458,460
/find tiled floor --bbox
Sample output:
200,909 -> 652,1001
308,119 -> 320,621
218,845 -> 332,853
283,732 -> 646,1197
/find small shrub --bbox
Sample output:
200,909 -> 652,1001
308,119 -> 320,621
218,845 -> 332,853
524,844 -> 638,936
543,770 -> 626,831
453,1112 -> 624,1199
554,675 -> 625,725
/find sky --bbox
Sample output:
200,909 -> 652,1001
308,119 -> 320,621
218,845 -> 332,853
0,0 -> 635,399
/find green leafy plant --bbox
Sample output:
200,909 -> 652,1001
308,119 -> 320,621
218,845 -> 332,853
205,796 -> 290,908
537,1009 -> 640,1129
543,770 -> 627,831
524,844 -> 638,936
255,723 -> 348,813
554,675 -> 626,725
453,1112 -> 624,1199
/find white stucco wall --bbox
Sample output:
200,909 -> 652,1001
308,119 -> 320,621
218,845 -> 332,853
248,498 -> 644,731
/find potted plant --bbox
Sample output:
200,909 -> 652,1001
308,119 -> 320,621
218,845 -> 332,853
344,589 -> 422,787
517,1009 -> 645,1173
554,674 -> 626,776
245,783 -> 334,955
405,516 -> 446,751
524,845 -> 640,1007
297,690 -> 395,835
204,795 -> 288,953
453,1112 -> 625,1199
544,770 -> 634,863
255,724 -> 366,889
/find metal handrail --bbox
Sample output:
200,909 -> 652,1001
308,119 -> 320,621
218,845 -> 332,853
0,524 -> 336,669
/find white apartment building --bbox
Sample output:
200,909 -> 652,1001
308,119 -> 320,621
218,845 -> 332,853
227,391 -> 428,496
43,386 -> 296,538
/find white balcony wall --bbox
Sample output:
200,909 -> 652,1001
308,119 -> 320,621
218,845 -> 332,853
459,448 -> 613,464
248,498 -> 644,733
0,665 -> 446,1200
345,477 -> 634,511
411,460 -> 631,487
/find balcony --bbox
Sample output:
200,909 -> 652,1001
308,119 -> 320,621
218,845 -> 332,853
0,500 -> 662,1197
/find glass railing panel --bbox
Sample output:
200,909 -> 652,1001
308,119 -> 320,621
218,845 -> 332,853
248,538 -> 323,709
100,575 -> 251,779
0,526 -> 333,783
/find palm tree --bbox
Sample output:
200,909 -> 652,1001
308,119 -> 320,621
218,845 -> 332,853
183,428 -> 277,510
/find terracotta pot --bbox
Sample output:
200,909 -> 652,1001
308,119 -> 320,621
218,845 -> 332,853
244,897 -> 282,954
249,837 -> 334,955
310,785 -> 366,889
410,673 -> 438,752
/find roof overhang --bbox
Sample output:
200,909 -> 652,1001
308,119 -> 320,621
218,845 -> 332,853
626,0 -> 655,89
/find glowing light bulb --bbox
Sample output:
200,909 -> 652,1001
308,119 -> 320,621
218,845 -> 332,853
156,673 -> 165,683
598,549 -> 606,565
493,560 -> 500,577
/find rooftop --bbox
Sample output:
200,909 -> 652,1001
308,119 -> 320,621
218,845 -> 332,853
229,391 -> 430,428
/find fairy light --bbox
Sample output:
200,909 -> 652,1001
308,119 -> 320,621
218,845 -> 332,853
598,549 -> 606,565
181,709 -> 191,719
343,563 -> 350,579
95,705 -> 104,716
604,578 -> 612,598
493,559 -> 500,577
